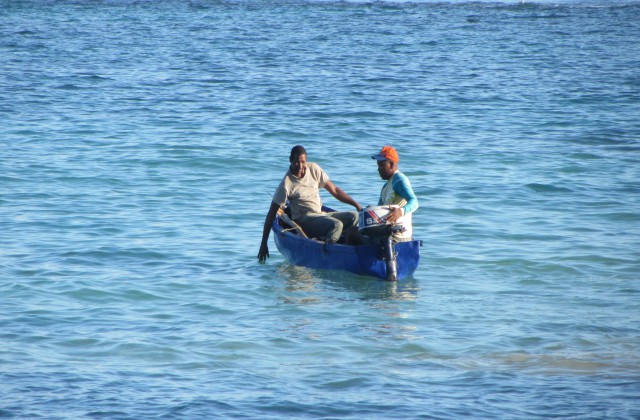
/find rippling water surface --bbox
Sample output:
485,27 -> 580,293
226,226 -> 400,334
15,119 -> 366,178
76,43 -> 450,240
2,0 -> 639,418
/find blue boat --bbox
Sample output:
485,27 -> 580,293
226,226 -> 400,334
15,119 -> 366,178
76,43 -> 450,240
272,207 -> 421,280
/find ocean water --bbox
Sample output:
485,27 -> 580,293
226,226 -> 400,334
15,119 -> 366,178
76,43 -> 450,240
2,0 -> 640,418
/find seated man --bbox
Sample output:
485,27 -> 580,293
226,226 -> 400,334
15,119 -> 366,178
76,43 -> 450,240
358,145 -> 419,245
258,145 -> 362,263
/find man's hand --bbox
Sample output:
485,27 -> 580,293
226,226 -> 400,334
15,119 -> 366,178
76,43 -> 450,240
385,207 -> 403,224
258,242 -> 270,263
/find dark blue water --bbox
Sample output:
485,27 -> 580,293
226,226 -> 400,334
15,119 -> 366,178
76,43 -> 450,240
2,0 -> 639,418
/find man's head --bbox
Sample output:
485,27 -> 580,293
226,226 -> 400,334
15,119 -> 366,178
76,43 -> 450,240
372,145 -> 399,180
289,145 -> 307,178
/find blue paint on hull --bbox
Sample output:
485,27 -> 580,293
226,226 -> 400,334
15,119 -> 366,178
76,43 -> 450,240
272,216 -> 421,280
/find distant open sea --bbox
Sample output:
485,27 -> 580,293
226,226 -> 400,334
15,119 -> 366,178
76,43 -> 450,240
2,0 -> 639,418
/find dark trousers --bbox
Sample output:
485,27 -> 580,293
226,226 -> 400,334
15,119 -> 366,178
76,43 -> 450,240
295,211 -> 358,243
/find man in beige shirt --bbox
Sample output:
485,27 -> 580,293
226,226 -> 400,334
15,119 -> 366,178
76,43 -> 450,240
258,145 -> 362,263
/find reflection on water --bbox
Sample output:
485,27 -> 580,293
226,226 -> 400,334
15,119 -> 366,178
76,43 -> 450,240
276,262 -> 420,303
276,264 -> 321,304
274,263 -> 423,343
278,264 -> 318,291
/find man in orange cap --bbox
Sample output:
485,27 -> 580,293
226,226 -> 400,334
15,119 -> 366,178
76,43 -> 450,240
258,145 -> 363,263
370,145 -> 419,242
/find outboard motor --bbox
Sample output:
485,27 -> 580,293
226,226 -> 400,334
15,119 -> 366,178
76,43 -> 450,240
358,206 -> 406,282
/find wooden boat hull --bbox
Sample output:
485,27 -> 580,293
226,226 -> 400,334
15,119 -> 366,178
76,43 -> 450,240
272,216 -> 421,280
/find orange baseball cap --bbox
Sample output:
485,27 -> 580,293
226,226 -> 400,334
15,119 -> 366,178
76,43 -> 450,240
371,145 -> 399,163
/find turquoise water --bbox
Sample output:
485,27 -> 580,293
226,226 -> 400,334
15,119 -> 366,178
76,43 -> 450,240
2,0 -> 639,418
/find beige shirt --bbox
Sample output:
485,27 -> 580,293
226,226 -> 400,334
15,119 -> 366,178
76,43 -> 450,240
273,162 -> 329,220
